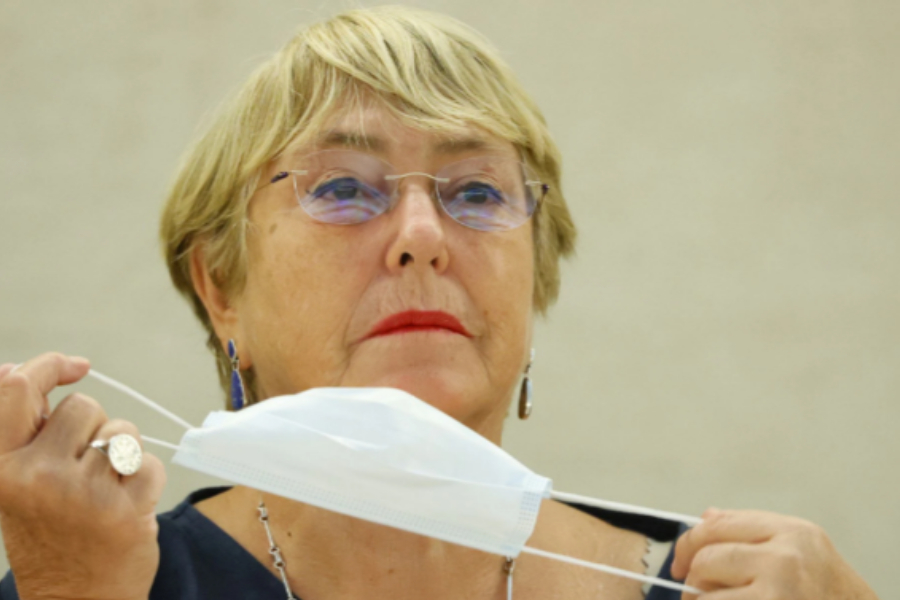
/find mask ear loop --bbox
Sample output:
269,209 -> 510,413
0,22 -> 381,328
85,369 -> 194,451
83,369 -> 702,595
549,490 -> 702,527
519,546 -> 701,595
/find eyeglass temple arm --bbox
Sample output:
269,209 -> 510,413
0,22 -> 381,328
257,169 -> 308,192
270,171 -> 290,184
526,181 -> 550,205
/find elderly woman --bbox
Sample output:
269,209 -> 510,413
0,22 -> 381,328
0,6 -> 881,600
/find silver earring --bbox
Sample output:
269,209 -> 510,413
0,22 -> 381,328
518,348 -> 535,420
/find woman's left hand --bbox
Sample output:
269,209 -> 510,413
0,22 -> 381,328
671,508 -> 880,599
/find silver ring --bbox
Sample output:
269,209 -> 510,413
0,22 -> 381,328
89,433 -> 143,476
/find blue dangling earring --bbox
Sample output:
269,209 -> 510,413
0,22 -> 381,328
228,339 -> 246,411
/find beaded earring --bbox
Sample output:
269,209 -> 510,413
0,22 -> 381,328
228,339 -> 246,411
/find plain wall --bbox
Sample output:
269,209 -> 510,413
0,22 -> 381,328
0,1 -> 897,596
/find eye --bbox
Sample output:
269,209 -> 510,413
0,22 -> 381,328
311,177 -> 368,201
302,175 -> 390,225
455,182 -> 505,205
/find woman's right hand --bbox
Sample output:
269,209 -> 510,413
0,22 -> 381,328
0,354 -> 166,600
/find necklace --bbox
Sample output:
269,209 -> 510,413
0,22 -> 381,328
258,500 -> 295,599
257,499 -> 517,600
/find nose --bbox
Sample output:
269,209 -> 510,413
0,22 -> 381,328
384,177 -> 450,274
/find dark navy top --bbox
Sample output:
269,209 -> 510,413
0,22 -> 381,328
1,487 -> 687,599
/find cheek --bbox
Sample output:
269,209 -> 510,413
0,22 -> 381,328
238,216 -> 374,388
458,228 -> 535,357
247,212 -> 368,304
473,231 -> 533,315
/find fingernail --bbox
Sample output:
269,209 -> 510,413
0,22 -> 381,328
70,356 -> 90,365
702,506 -> 720,518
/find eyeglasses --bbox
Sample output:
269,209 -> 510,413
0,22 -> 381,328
258,149 -> 549,232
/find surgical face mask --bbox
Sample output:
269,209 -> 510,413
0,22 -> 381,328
86,370 -> 701,595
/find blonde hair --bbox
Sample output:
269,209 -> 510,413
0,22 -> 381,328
160,5 -> 576,407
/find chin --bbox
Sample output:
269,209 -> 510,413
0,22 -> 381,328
349,366 -> 483,421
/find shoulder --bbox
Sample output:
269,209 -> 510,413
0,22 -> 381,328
0,570 -> 19,600
148,488 -> 223,599
152,486 -> 283,599
546,499 -> 690,600
559,498 -> 687,543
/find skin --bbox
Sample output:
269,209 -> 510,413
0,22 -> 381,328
671,508 -> 879,600
0,106 -> 882,599
0,356 -> 165,600
196,107 -> 537,442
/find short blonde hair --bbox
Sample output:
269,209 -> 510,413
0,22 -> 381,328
160,5 -> 576,407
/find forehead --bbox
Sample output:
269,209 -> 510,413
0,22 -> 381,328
304,105 -> 518,159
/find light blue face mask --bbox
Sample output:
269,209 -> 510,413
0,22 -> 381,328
86,369 -> 702,596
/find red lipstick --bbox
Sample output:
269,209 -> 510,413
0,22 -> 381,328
365,310 -> 472,340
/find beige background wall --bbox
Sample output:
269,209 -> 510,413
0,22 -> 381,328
0,1 -> 897,596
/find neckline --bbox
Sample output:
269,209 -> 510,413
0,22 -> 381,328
171,487 -> 291,596
168,486 -> 680,598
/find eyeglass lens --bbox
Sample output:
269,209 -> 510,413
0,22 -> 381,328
288,150 -> 539,231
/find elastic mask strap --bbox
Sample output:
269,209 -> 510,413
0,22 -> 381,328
520,546 -> 702,595
86,369 -> 193,451
550,490 -> 702,527
542,490 -> 702,594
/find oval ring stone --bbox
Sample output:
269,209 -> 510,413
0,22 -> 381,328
107,433 -> 143,476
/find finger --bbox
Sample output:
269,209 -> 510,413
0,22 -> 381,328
685,586 -> 755,600
34,392 -> 108,458
0,371 -> 50,454
83,419 -> 166,514
672,509 -> 805,579
0,354 -> 91,453
0,363 -> 16,380
82,418 -> 141,466
683,542 -> 761,591
13,352 -> 90,397
121,452 -> 167,515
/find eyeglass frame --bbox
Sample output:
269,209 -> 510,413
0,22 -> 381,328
254,149 -> 551,232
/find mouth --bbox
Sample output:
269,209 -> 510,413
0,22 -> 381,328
364,310 -> 473,340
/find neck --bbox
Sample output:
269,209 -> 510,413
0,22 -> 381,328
229,486 -> 510,600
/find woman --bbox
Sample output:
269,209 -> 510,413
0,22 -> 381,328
0,6 -> 881,600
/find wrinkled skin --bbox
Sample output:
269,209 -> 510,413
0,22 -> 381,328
0,356 -> 166,600
671,508 -> 879,600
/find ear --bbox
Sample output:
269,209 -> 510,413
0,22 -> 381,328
190,245 -> 252,368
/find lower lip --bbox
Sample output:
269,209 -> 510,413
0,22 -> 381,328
369,325 -> 460,338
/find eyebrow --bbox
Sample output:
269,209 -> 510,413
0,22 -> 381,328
319,131 -> 387,152
433,136 -> 490,154
318,130 -> 495,156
